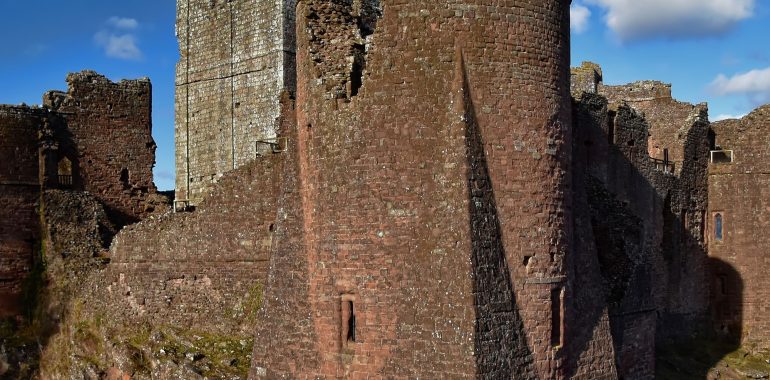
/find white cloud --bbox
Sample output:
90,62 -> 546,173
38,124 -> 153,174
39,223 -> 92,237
95,31 -> 143,60
711,113 -> 747,122
570,3 -> 591,34
95,17 -> 143,60
587,0 -> 755,41
108,17 -> 139,30
710,67 -> 770,96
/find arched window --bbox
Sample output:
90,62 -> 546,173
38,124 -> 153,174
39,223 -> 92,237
714,213 -> 723,241
57,157 -> 73,188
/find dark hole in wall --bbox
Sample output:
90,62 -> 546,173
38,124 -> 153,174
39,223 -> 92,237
608,110 -> 617,144
120,168 -> 130,189
341,299 -> 356,346
551,287 -> 563,347
350,44 -> 366,97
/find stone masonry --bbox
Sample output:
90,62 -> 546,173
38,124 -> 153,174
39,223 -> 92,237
0,71 -> 160,317
175,0 -> 298,205
0,106 -> 44,317
252,0 -> 582,378
708,106 -> 770,352
4,0 -> 770,378
572,62 -> 711,378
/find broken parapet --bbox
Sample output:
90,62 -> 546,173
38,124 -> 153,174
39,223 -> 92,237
42,70 -> 160,226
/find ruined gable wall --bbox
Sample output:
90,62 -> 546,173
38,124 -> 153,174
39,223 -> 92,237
44,71 -> 158,226
600,81 -> 706,170
0,106 -> 43,316
253,1 -> 617,378
708,106 -> 770,351
175,0 -> 295,205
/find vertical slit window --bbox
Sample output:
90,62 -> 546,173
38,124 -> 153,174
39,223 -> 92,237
341,296 -> 356,348
714,213 -> 723,241
551,287 -> 563,347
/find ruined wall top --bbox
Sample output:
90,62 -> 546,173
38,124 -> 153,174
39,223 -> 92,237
710,105 -> 770,174
43,70 -> 151,112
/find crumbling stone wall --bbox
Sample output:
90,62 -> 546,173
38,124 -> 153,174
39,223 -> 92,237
0,106 -> 44,316
601,79 -> 706,172
43,71 -> 159,226
175,0 -> 297,205
98,153 -> 282,333
571,63 -> 711,379
708,106 -> 770,352
0,71 -> 161,320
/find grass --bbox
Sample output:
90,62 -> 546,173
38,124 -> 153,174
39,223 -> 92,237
657,334 -> 770,379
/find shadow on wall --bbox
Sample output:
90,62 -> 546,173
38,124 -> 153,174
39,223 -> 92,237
569,92 -> 746,379
656,258 -> 743,379
459,55 -> 537,378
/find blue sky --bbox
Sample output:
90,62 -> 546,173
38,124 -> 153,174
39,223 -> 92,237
1,1 -> 769,191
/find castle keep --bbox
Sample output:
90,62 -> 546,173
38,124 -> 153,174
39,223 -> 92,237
175,0 -> 298,205
1,0 -> 770,379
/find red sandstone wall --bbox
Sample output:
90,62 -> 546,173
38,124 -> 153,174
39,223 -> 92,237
98,155 -> 282,332
572,77 -> 711,378
0,106 -> 43,316
251,1 -> 617,378
708,106 -> 770,351
43,71 -> 157,226
601,81 -> 705,170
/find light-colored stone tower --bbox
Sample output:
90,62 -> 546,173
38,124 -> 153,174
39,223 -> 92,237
175,0 -> 297,205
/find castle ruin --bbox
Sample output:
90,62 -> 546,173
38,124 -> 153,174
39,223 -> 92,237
1,0 -> 769,379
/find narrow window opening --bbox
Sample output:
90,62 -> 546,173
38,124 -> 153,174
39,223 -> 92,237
682,209 -> 689,230
120,168 -> 131,189
522,256 -> 532,267
717,275 -> 728,296
341,296 -> 356,348
708,129 -> 717,151
607,110 -> 616,144
550,287 -> 563,347
714,213 -> 723,241
350,44 -> 365,97
627,140 -> 635,147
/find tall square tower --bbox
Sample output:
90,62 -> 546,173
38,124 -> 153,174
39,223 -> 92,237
175,0 -> 296,205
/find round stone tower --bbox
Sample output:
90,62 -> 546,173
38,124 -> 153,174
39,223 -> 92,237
252,0 -> 583,378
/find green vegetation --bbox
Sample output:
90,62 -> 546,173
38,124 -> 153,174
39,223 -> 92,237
114,325 -> 254,378
243,283 -> 264,323
657,335 -> 770,379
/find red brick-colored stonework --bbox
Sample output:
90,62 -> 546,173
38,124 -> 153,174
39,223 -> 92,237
708,106 -> 770,352
5,1 -> 770,378
0,71 -> 161,317
43,71 -> 159,226
571,62 -> 711,379
251,0 -> 592,378
0,106 -> 44,316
